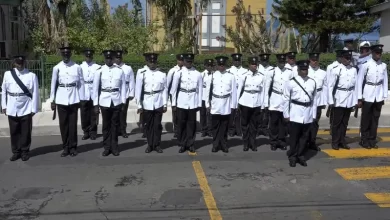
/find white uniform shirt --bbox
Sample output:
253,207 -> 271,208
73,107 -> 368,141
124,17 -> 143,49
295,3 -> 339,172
49,61 -> 85,105
357,58 -> 388,103
229,66 -> 248,88
205,70 -> 237,115
117,63 -> 135,98
328,64 -> 358,108
167,65 -> 181,97
357,55 -> 372,70
80,61 -> 101,100
135,68 -> 168,110
201,70 -> 212,101
1,68 -> 39,117
285,63 -> 298,77
237,70 -> 266,108
283,76 -> 317,124
265,67 -> 294,112
308,66 -> 328,107
170,67 -> 203,109
92,64 -> 126,107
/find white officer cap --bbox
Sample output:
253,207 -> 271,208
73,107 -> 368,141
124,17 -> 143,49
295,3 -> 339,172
359,41 -> 370,48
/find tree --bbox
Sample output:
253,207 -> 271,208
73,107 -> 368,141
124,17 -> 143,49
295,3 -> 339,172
273,0 -> 385,52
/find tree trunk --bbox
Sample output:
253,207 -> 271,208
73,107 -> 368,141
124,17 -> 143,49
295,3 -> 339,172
318,31 -> 330,53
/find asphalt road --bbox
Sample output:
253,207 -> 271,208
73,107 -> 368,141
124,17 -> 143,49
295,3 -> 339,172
1,130 -> 390,220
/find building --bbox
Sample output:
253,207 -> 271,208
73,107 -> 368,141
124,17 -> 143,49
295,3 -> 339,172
370,1 -> 390,52
0,0 -> 25,59
146,0 -> 267,52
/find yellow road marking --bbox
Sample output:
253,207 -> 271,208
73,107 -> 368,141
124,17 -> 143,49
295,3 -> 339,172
317,128 -> 390,135
192,161 -> 222,220
188,152 -> 197,156
310,210 -> 323,219
323,148 -> 390,159
379,136 -> 390,142
365,193 -> 390,208
335,166 -> 390,180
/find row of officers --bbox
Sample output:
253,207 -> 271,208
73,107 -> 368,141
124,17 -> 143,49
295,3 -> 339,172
1,43 -> 388,167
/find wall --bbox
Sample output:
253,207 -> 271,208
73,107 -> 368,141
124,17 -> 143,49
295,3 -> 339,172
380,10 -> 390,52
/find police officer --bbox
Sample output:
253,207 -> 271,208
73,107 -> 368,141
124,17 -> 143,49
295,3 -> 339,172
200,59 -> 214,137
328,50 -> 358,150
1,55 -> 39,161
80,49 -> 101,140
50,46 -> 85,157
357,41 -> 372,71
93,50 -> 126,157
283,60 -> 317,167
136,64 -> 149,138
238,56 -> 266,152
285,51 -> 298,77
115,50 -> 135,138
265,54 -> 294,151
257,53 -> 274,136
357,44 -> 388,149
228,53 -> 247,137
343,39 -> 359,67
135,53 -> 168,153
205,56 -> 237,153
170,53 -> 203,153
307,52 -> 328,151
167,54 -> 184,138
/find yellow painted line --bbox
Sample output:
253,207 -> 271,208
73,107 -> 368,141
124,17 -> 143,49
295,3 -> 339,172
192,161 -> 222,220
188,152 -> 197,156
335,166 -> 390,180
379,136 -> 390,142
310,210 -> 323,220
365,193 -> 390,208
317,127 -> 390,135
323,148 -> 390,159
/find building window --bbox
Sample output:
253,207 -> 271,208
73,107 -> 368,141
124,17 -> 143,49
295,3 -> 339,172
10,6 -> 20,41
11,6 -> 19,21
0,7 -> 5,41
11,22 -> 19,41
0,42 -> 5,58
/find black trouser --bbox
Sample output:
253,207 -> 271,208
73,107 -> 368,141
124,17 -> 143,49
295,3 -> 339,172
211,114 -> 230,149
100,103 -> 121,152
172,107 -> 178,135
331,107 -> 352,146
139,112 -> 146,135
80,99 -> 97,135
269,110 -> 287,146
8,114 -> 33,155
177,108 -> 197,148
57,103 -> 79,150
309,106 -> 324,144
200,100 -> 212,135
240,105 -> 260,149
287,122 -> 311,162
329,107 -> 334,133
143,107 -> 164,148
228,109 -> 241,136
361,101 -> 383,146
119,98 -> 130,134
258,109 -> 269,133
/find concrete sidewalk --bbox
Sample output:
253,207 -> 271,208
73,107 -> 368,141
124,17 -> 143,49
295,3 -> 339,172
1,99 -> 390,137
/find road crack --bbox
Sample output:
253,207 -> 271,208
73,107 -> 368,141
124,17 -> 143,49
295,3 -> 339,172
95,187 -> 110,220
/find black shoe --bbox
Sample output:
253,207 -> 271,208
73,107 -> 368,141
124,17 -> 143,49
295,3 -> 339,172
270,145 -> 277,151
332,145 -> 339,150
142,133 -> 146,138
155,146 -> 163,153
112,151 -> 120,156
102,150 -> 110,157
212,147 -> 218,153
82,133 -> 90,140
251,146 -> 258,152
61,149 -> 70,157
298,160 -> 308,167
122,132 -> 129,138
243,145 -> 249,151
359,140 -> 371,149
21,153 -> 30,161
179,146 -> 186,153
208,134 -> 213,137
222,147 -> 229,153
173,133 -> 177,138
145,146 -> 152,153
289,161 -> 296,167
90,134 -> 97,140
340,144 -> 350,150
10,154 -> 21,161
280,146 -> 287,150
228,133 -> 235,137
189,146 -> 195,153
201,133 -> 207,137
70,148 -> 78,157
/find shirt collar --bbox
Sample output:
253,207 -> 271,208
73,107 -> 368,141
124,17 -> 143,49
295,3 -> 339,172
62,60 -> 74,66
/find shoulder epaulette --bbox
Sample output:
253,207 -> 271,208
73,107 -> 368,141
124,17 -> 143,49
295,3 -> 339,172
96,66 -> 102,70
141,69 -> 147,73
285,67 -> 292,71
268,67 -> 275,71
332,65 -> 339,69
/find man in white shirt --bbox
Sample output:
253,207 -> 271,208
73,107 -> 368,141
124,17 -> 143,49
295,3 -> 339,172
307,52 -> 328,151
167,54 -> 184,138
257,53 -> 274,136
50,46 -> 85,157
205,56 -> 237,153
228,53 -> 246,137
200,59 -> 214,137
80,49 -> 101,140
135,53 -> 168,153
115,50 -> 135,138
356,41 -> 372,71
238,57 -> 266,152
1,55 -> 39,161
170,53 -> 203,153
343,39 -> 359,67
285,51 -> 298,77
328,50 -> 359,150
265,54 -> 294,151
357,44 -> 388,149
93,50 -> 126,157
283,60 -> 317,167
